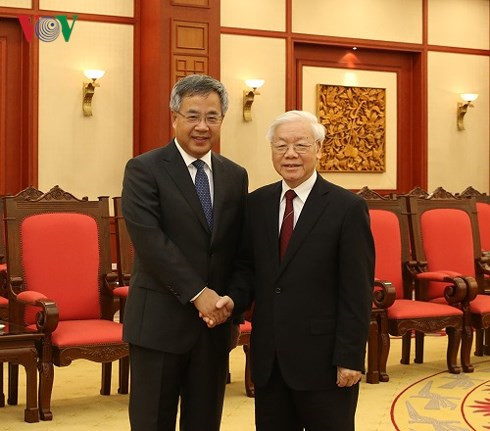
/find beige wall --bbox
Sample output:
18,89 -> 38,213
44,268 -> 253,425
222,0 -> 490,193
292,0 -> 422,43
427,51 -> 489,193
38,20 -> 133,202
0,0 -> 30,7
220,34 -> 286,191
428,0 -> 489,49
40,0 -> 134,17
221,0 -> 285,32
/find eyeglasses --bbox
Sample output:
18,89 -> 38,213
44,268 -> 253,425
271,140 -> 317,155
175,111 -> 223,126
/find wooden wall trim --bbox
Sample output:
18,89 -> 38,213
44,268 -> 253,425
0,8 -> 135,24
133,0 -> 141,156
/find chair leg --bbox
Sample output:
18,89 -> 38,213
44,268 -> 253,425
101,362 -> 112,395
0,362 -> 4,407
378,312 -> 390,382
401,331 -> 411,364
118,356 -> 129,394
475,328 -> 484,356
461,323 -> 474,373
39,358 -> 54,421
366,313 -> 379,384
414,331 -> 424,364
484,328 -> 490,355
7,363 -> 18,405
242,344 -> 254,397
446,326 -> 462,374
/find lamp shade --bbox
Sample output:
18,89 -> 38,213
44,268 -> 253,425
460,93 -> 478,102
84,69 -> 105,80
245,79 -> 265,90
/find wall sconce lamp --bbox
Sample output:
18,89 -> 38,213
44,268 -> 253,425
457,93 -> 478,131
243,79 -> 265,122
83,69 -> 105,116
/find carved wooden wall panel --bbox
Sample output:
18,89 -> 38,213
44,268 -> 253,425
174,56 -> 208,81
173,21 -> 208,54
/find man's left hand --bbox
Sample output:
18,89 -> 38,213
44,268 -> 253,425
336,366 -> 361,387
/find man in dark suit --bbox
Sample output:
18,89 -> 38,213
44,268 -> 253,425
225,110 -> 374,431
121,74 -> 248,431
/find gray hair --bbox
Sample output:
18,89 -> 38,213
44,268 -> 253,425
266,110 -> 326,142
169,74 -> 229,115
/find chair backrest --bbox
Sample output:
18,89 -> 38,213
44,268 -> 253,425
4,186 -> 113,324
459,186 -> 490,253
357,187 -> 412,300
0,186 -> 43,265
113,197 -> 134,286
407,187 -> 483,299
476,201 -> 490,253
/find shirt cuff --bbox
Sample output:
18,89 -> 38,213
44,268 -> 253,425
190,287 -> 206,303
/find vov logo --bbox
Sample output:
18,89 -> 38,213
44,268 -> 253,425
18,15 -> 78,43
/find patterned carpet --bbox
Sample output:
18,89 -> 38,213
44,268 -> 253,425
1,335 -> 488,430
391,361 -> 490,431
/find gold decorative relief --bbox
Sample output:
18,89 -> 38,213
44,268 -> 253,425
317,84 -> 386,173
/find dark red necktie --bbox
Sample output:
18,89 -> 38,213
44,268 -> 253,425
279,189 -> 296,260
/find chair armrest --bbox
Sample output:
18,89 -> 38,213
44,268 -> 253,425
103,272 -> 120,294
414,271 -> 475,304
373,280 -> 396,309
122,273 -> 131,286
11,278 -> 59,333
478,254 -> 490,275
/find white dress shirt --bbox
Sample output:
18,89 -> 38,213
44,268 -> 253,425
174,139 -> 214,204
278,171 -> 317,234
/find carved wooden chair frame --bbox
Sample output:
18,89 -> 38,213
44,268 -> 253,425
3,186 -> 129,420
406,187 -> 488,371
359,187 -> 465,377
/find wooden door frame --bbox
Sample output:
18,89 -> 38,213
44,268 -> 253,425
0,16 -> 38,193
290,42 -> 426,195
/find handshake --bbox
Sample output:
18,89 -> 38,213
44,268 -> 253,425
193,287 -> 235,328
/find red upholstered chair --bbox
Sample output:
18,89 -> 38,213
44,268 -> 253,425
359,187 -> 466,377
460,187 -> 490,352
233,306 -> 254,397
0,296 -> 7,406
407,187 -> 490,371
4,186 -> 129,420
1,186 -> 44,407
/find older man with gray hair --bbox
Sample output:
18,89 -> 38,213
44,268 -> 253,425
227,110 -> 374,430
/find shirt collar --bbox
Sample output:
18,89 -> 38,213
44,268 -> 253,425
281,171 -> 317,203
174,138 -> 213,171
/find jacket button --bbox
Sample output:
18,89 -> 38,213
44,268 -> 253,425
275,287 -> 281,294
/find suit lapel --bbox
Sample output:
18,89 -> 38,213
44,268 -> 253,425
278,176 -> 331,276
210,153 -> 225,244
265,183 -> 282,267
163,141 -> 210,233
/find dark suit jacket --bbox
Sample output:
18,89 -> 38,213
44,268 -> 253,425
121,140 -> 248,355
230,175 -> 374,391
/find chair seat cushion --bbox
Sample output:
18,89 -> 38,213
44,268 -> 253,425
387,299 -> 462,319
468,294 -> 490,314
113,286 -> 128,297
240,320 -> 251,333
0,296 -> 7,306
27,319 -> 123,347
